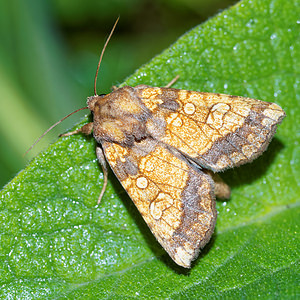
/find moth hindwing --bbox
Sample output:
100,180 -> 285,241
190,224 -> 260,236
68,84 -> 285,268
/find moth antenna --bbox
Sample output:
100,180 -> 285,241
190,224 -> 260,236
24,106 -> 89,156
94,17 -> 119,96
26,18 -> 119,156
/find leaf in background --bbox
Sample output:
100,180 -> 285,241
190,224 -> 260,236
0,0 -> 84,186
0,0 -> 299,298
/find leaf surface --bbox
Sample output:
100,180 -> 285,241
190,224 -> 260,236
0,0 -> 299,298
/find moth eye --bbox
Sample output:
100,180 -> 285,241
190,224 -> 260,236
99,94 -> 106,97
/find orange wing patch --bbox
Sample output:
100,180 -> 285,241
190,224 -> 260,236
103,138 -> 216,268
136,86 -> 286,172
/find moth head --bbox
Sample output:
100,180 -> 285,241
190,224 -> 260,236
88,88 -> 150,146
87,94 -> 106,112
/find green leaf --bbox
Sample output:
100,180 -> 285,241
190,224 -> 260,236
1,0 -> 299,298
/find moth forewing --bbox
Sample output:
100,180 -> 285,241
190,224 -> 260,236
134,86 -> 286,172
101,139 -> 217,268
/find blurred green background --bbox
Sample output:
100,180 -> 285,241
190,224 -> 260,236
0,0 -> 237,188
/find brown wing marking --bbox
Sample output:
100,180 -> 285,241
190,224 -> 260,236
102,138 -> 216,267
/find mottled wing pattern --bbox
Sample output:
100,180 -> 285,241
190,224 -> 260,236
102,138 -> 216,268
135,85 -> 286,172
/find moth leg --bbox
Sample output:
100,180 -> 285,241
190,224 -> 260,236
165,75 -> 180,88
60,122 -> 93,137
96,145 -> 108,205
205,170 -> 231,199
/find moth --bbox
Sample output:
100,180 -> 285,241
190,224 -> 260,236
38,19 -> 286,268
